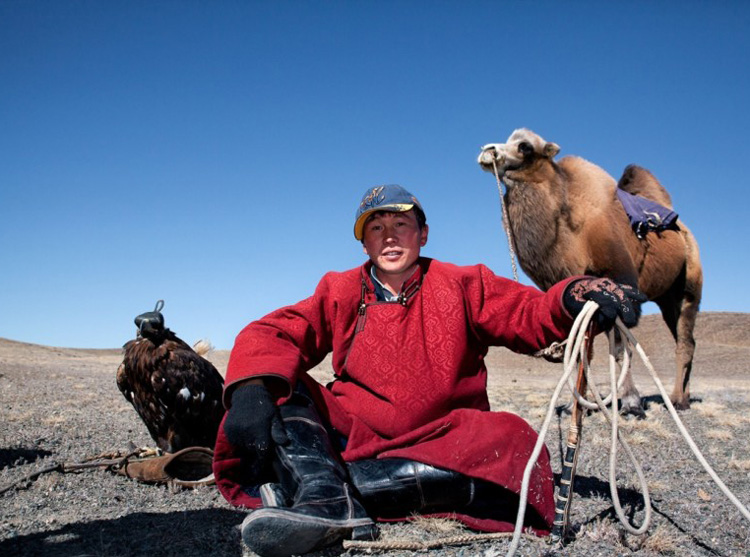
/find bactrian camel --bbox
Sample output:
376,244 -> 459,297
477,128 -> 702,413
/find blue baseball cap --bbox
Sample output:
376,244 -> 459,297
354,184 -> 424,241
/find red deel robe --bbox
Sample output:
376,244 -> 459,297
214,258 -> 577,533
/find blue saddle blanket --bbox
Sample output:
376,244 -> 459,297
616,188 -> 679,239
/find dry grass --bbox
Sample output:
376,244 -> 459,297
645,478 -> 669,493
704,429 -> 734,441
693,400 -> 727,418
637,523 -> 687,554
728,453 -> 750,471
407,515 -> 468,535
4,411 -> 35,423
579,517 -> 622,544
41,415 -> 67,426
713,411 -> 750,427
622,414 -> 671,439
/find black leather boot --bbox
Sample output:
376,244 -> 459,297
347,457 -> 549,531
346,457 -> 476,517
241,397 -> 377,557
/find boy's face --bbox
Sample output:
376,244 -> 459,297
362,210 -> 428,284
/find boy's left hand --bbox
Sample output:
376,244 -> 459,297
563,277 -> 648,330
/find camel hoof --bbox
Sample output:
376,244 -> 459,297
670,399 -> 691,411
620,399 -> 646,419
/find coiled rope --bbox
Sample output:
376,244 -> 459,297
345,301 -> 750,555
506,301 -> 750,556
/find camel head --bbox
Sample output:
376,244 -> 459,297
477,128 -> 560,185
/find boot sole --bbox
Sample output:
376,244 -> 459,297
241,508 -> 374,557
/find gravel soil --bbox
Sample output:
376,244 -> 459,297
1,312 -> 749,557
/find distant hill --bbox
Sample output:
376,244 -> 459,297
2,312 -> 747,385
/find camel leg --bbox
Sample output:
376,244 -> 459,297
671,279 -> 701,409
672,301 -> 698,409
615,329 -> 646,418
655,280 -> 700,411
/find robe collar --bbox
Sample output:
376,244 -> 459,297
360,258 -> 429,307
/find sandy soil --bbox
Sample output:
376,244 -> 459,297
1,312 -> 749,556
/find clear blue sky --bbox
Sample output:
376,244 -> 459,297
2,1 -> 748,349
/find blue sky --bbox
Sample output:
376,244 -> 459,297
2,1 -> 748,350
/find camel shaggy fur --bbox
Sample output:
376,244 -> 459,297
477,128 -> 702,412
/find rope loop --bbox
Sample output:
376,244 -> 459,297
505,301 -> 750,556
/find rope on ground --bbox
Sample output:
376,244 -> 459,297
624,323 -> 750,523
583,325 -> 650,536
506,300 -> 750,557
343,531 -> 539,552
505,301 -> 598,556
0,447 -> 160,496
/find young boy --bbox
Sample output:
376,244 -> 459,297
213,184 -> 645,557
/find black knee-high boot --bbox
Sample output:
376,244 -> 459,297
241,398 -> 377,557
347,457 -> 549,531
346,458 -> 476,517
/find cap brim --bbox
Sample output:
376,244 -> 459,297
354,203 -> 414,240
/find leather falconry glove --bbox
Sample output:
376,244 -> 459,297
563,277 -> 648,330
223,383 -> 289,469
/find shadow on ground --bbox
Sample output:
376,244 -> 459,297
0,508 -> 246,557
0,448 -> 54,471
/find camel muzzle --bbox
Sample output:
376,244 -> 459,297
478,146 -> 505,169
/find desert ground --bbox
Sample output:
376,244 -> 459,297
1,312 -> 749,556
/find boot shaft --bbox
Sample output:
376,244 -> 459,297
347,457 -> 549,531
347,457 -> 475,517
240,394 -> 377,557
274,397 -> 350,503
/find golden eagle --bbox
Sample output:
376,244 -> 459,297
117,300 -> 225,453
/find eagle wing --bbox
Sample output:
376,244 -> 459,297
156,339 -> 225,450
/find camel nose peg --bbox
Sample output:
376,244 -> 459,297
479,146 -> 498,165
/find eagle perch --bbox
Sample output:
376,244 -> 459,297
116,300 -> 225,453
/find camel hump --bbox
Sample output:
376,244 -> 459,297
617,164 -> 673,209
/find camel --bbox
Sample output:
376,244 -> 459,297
477,128 -> 703,413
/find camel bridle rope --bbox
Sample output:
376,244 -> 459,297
344,301 -> 750,555
490,154 -> 520,282
489,155 -> 566,360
